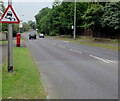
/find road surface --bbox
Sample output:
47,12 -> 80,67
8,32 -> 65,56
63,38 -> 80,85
23,33 -> 118,99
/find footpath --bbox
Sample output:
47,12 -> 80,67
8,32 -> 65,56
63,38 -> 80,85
0,43 -> 7,65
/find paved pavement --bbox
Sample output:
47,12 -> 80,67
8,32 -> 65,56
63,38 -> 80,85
0,46 -> 2,66
0,44 -> 7,66
23,33 -> 118,99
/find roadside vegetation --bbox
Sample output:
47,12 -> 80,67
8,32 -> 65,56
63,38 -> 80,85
2,46 -> 47,99
54,37 -> 118,51
35,1 -> 120,40
0,41 -> 7,46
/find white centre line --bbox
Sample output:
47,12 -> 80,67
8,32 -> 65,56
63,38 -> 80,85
51,43 -> 56,45
63,41 -> 69,42
104,59 -> 117,63
69,49 -> 82,53
89,55 -> 116,64
57,45 -> 66,48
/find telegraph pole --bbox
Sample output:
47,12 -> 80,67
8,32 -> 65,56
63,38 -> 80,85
74,0 -> 76,40
8,0 -> 13,72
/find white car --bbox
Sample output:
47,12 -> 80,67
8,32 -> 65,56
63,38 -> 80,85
39,33 -> 44,38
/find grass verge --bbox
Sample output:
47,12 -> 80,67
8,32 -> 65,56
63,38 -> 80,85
0,41 -> 7,45
2,47 -> 47,99
55,37 -> 118,51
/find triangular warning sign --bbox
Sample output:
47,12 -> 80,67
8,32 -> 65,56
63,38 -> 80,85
0,5 -> 20,23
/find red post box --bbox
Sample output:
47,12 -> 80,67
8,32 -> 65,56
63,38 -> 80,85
16,33 -> 21,47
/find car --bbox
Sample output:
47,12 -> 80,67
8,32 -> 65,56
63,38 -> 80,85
39,33 -> 44,38
29,32 -> 36,39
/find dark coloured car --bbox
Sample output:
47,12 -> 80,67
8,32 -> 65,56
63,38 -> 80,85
29,32 -> 36,39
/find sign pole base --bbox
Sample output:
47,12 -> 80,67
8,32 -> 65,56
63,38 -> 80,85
8,66 -> 13,72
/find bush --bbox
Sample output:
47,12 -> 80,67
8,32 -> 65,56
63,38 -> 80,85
49,30 -> 59,36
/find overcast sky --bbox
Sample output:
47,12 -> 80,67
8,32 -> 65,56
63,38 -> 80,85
4,1 -> 54,22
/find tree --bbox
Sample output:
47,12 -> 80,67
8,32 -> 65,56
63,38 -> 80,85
0,1 -> 7,32
100,2 -> 120,31
35,7 -> 51,34
28,20 -> 36,29
35,1 -> 120,38
82,4 -> 103,30
52,0 -> 61,7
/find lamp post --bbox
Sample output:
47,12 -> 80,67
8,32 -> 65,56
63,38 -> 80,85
19,15 -> 24,33
73,0 -> 76,40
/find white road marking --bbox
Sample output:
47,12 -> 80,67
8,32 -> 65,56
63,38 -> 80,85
89,55 -> 117,64
89,55 -> 109,63
104,59 -> 117,63
43,40 -> 117,64
69,49 -> 82,53
51,43 -> 56,45
63,41 -> 69,42
57,45 -> 66,48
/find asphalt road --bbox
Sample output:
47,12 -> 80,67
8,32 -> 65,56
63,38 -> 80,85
23,33 -> 118,99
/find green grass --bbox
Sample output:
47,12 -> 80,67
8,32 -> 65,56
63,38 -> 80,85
55,37 -> 119,51
2,47 -> 47,99
0,41 -> 7,45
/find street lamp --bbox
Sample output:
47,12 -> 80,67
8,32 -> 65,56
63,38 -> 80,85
19,15 -> 24,33
73,0 -> 76,40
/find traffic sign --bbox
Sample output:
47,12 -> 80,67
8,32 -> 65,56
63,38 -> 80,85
0,5 -> 20,23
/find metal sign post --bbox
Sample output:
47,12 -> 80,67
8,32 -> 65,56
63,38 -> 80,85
0,0 -> 20,72
8,0 -> 13,72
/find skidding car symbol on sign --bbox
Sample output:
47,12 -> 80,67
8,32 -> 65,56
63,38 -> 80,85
0,5 -> 20,23
5,11 -> 16,21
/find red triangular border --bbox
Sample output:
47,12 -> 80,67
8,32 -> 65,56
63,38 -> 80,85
0,5 -> 20,23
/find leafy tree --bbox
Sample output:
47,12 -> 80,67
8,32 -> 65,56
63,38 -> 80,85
100,2 -> 120,31
0,2 -> 7,32
28,20 -> 36,29
35,1 -> 120,38
52,0 -> 61,7
35,7 -> 51,34
82,4 -> 103,30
